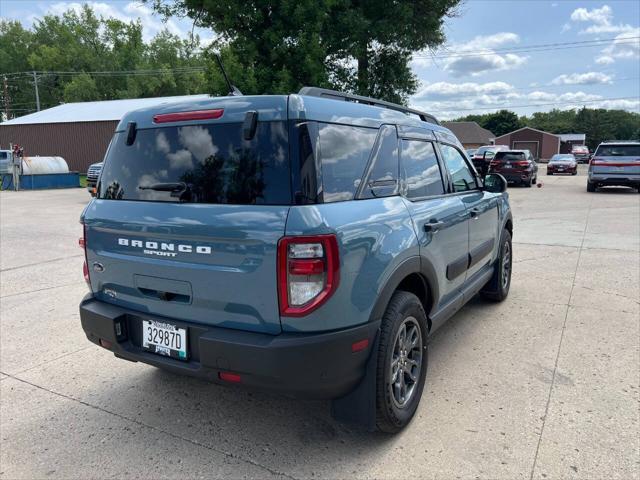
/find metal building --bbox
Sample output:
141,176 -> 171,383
0,95 -> 209,173
493,127 -> 561,161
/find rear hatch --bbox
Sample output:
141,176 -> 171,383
83,98 -> 290,334
489,151 -> 529,173
591,143 -> 640,177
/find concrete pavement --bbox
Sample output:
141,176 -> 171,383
1,165 -> 638,479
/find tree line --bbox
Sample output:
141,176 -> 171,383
455,108 -> 640,150
0,0 -> 460,119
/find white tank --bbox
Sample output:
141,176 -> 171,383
21,156 -> 69,175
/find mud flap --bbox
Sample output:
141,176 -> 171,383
330,329 -> 380,431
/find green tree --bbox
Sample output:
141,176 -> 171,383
148,0 -> 461,103
63,73 -> 99,102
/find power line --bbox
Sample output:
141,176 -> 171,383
1,66 -> 207,78
427,96 -> 640,113
414,36 -> 640,59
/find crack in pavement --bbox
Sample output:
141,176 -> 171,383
0,373 -> 300,480
1,281 -> 85,299
528,195 -> 595,480
1,254 -> 84,272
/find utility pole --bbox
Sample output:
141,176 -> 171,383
3,76 -> 9,120
32,71 -> 40,111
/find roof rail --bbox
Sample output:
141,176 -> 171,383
298,87 -> 439,125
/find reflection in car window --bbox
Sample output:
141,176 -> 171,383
318,123 -> 377,203
360,124 -> 399,199
99,122 -> 290,204
440,144 -> 477,193
401,140 -> 444,198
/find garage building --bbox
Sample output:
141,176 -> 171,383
442,121 -> 495,149
494,127 -> 560,161
0,95 -> 208,172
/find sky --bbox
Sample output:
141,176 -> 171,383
1,0 -> 639,120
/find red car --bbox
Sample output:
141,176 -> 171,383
547,154 -> 578,175
488,150 -> 539,187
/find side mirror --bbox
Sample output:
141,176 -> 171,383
484,173 -> 508,193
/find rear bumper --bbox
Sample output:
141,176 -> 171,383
547,165 -> 577,174
79,295 -> 379,399
491,171 -> 533,183
588,173 -> 640,187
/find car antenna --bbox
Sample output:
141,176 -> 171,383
214,53 -> 243,96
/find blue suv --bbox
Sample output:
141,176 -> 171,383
79,88 -> 513,432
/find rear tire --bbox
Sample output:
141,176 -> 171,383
587,182 -> 597,192
481,229 -> 512,302
375,291 -> 428,433
525,179 -> 532,188
547,172 -> 552,176
572,171 -> 577,176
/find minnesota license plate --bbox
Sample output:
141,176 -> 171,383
142,319 -> 188,360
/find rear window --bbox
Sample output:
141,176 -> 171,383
317,123 -> 377,203
0,152 -> 8,160
98,122 -> 291,204
494,152 -> 525,161
595,144 -> 640,157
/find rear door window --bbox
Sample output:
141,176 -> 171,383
440,144 -> 478,192
401,140 -> 445,199
595,144 -> 640,157
98,121 -> 290,205
359,124 -> 399,199
318,123 -> 377,203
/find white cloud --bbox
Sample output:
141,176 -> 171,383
592,29 -> 640,64
568,4 -> 634,35
551,72 -> 613,85
414,81 -> 514,100
430,33 -> 528,77
595,55 -> 615,65
570,5 -> 612,24
409,83 -> 639,121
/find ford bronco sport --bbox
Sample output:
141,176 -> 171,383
79,88 -> 513,432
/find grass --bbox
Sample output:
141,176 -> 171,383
79,174 -> 87,188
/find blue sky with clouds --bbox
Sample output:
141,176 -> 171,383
1,0 -> 639,119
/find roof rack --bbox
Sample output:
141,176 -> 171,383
298,87 -> 439,125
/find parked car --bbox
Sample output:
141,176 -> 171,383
86,161 -> 103,196
587,141 -> 640,192
78,87 -> 513,433
571,145 -> 590,163
488,149 -> 538,187
472,145 -> 510,175
547,154 -> 577,175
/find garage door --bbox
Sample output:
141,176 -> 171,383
513,141 -> 539,159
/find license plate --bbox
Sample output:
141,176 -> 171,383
142,320 -> 188,360
558,168 -> 564,171
504,163 -> 512,168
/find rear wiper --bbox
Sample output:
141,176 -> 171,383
139,182 -> 186,192
139,182 -> 196,202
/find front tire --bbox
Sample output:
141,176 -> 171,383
587,182 -> 597,192
481,229 -> 512,302
375,291 -> 428,433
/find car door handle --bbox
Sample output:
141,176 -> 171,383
470,208 -> 482,219
424,220 -> 445,232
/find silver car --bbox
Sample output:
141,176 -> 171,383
587,141 -> 640,192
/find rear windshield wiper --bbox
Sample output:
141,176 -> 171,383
139,182 -> 186,192
139,182 -> 196,202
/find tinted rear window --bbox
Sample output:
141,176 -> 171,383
0,152 -> 8,160
98,122 -> 290,204
495,152 -> 525,161
318,123 -> 377,202
595,144 -> 640,157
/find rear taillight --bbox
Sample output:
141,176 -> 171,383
79,224 -> 90,288
278,235 -> 339,317
513,160 -> 529,167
